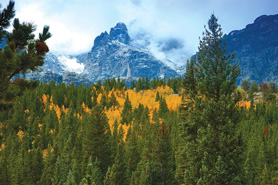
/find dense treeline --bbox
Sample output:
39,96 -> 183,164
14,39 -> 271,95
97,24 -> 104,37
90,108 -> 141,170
0,81 -> 180,185
1,79 -> 278,184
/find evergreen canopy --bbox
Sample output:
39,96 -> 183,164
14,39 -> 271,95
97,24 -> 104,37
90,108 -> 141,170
0,0 -> 51,111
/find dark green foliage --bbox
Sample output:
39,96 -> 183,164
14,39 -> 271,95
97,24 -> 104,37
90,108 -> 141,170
151,122 -> 176,185
155,91 -> 160,102
84,158 -> 102,185
131,138 -> 154,185
103,78 -> 126,92
0,1 -> 15,38
111,119 -> 119,161
0,1 -> 51,111
136,78 -> 143,91
158,97 -> 169,117
83,105 -> 112,176
176,14 -> 243,184
130,80 -> 135,90
108,92 -> 119,109
241,80 -> 251,92
125,126 -> 140,179
100,93 -> 108,109
109,140 -> 129,185
41,147 -> 57,185
92,89 -> 98,107
120,93 -> 133,125
249,80 -> 259,94
268,82 -> 277,93
0,79 -> 278,184
264,93 -> 276,102
183,57 -> 196,94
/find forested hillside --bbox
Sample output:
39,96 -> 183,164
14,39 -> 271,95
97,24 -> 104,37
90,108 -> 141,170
1,80 -> 278,184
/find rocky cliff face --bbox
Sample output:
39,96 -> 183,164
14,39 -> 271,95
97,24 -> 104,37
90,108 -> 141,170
83,23 -> 179,82
11,22 -> 180,85
224,14 -> 278,84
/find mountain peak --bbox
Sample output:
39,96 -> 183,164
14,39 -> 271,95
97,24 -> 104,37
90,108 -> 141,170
92,31 -> 110,51
91,23 -> 131,51
224,13 -> 278,85
114,22 -> 128,30
110,22 -> 130,44
254,14 -> 278,24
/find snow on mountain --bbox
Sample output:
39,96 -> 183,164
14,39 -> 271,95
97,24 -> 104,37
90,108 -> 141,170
43,52 -> 84,74
57,55 -> 84,74
82,22 -> 180,82
17,22 -> 184,84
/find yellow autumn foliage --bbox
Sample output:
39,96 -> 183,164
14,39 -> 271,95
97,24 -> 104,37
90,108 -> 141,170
0,143 -> 4,152
39,86 -> 181,142
82,102 -> 91,114
97,85 -> 182,139
17,130 -> 24,141
41,94 -> 49,105
43,145 -> 54,158
238,101 -> 252,109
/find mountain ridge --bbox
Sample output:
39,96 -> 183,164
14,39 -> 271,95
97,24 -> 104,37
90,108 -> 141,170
224,14 -> 278,85
2,14 -> 278,86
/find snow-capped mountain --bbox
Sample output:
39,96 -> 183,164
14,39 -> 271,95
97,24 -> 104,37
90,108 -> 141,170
82,22 -> 180,82
43,52 -> 84,75
8,22 -> 184,85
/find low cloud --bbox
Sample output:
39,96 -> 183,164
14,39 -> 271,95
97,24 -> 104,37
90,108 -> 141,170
57,56 -> 84,74
5,0 -> 276,62
159,38 -> 184,52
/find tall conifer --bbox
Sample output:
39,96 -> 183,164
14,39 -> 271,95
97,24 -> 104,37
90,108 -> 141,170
176,14 -> 243,184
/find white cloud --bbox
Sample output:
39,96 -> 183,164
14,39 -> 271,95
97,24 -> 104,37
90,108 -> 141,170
57,56 -> 84,74
2,0 -> 275,60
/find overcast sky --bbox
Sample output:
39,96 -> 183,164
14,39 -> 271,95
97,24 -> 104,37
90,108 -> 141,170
2,0 -> 277,61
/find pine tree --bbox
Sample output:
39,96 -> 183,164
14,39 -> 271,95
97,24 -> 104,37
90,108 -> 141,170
40,147 -> 57,185
0,154 -> 9,185
51,155 -> 69,184
151,122 -> 176,185
84,158 -> 102,185
145,75 -> 149,89
249,80 -> 259,95
155,91 -> 160,102
92,89 -> 98,107
158,97 -> 169,118
65,170 -> 77,185
103,167 -> 112,185
83,105 -> 112,176
150,77 -> 157,89
241,80 -> 251,92
183,57 -> 196,94
109,140 -> 129,185
25,147 -> 44,185
120,93 -> 133,125
130,80 -> 135,90
111,119 -> 119,161
100,93 -> 108,109
0,1 -> 51,111
131,138 -> 154,185
125,126 -> 140,178
108,92 -> 119,109
136,78 -> 143,92
268,82 -> 277,93
176,14 -> 243,184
